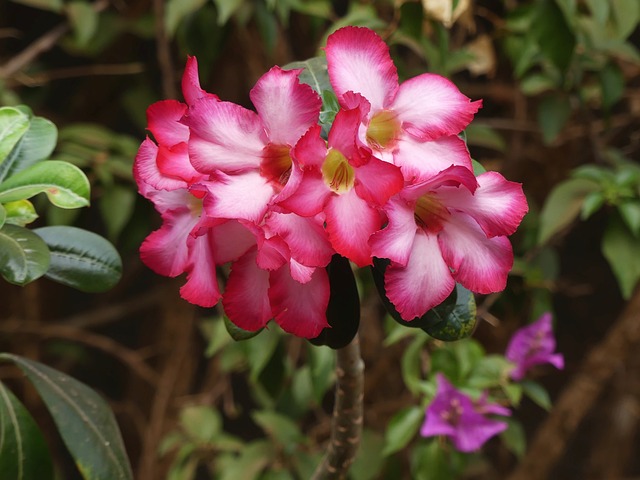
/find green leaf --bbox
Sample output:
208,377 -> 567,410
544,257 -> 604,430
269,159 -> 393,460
501,418 -> 526,458
611,0 -> 640,40
538,178 -> 600,244
0,107 -> 29,164
464,123 -> 506,152
0,203 -> 4,228
165,0 -> 207,36
467,355 -> 513,390
520,380 -> 552,410
401,335 -> 429,395
309,254 -> 360,349
212,0 -> 245,25
585,0 -> 609,24
307,343 -> 335,402
0,354 -> 133,480
0,113 -> 58,183
241,327 -> 281,381
66,1 -> 99,46
519,72 -> 558,96
179,405 -> 221,443
423,284 -> 477,341
599,62 -> 625,110
252,410 -> 302,449
0,224 -> 50,285
99,184 -> 136,241
350,429 -> 386,480
2,199 -> 38,227
223,315 -> 263,341
531,0 -> 576,73
537,93 -> 572,144
218,440 -> 273,480
619,200 -> 640,237
283,56 -> 331,97
8,0 -> 63,12
411,441 -> 458,480
602,215 -> 640,298
0,382 -> 55,480
0,160 -> 90,208
382,406 -> 424,456
33,226 -> 122,292
580,191 -> 606,220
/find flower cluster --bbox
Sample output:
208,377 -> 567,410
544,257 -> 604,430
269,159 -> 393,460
134,26 -> 528,338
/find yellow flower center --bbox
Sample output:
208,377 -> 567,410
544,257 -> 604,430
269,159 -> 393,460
414,193 -> 450,232
261,143 -> 292,187
366,109 -> 401,150
322,148 -> 355,194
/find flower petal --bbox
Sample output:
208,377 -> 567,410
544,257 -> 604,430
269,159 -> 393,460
267,212 -> 334,267
269,265 -> 330,338
326,26 -> 399,111
354,156 -> 404,206
384,230 -> 455,320
201,171 -> 274,223
223,248 -> 272,331
140,210 -> 198,277
186,98 -> 266,173
181,56 -> 219,106
452,414 -> 508,453
210,219 -> 257,264
134,138 -> 189,192
436,171 -> 528,237
325,189 -> 381,267
438,212 -> 513,294
370,196 -> 418,266
180,232 -> 221,307
393,135 -> 474,182
392,74 -> 482,140
277,168 -> 329,217
146,100 -> 188,146
250,66 -> 321,146
157,142 -> 203,185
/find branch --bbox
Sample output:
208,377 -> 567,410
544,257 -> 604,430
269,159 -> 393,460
507,284 -> 640,480
312,333 -> 364,480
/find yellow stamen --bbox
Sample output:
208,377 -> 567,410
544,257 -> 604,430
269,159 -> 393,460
366,109 -> 401,150
322,148 -> 355,194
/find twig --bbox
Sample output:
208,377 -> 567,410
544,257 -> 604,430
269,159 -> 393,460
507,284 -> 640,480
153,0 -> 177,99
311,333 -> 364,480
7,62 -> 144,87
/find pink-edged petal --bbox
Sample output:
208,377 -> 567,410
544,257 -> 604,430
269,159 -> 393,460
267,212 -> 334,267
269,266 -> 330,338
324,189 -> 381,267
181,56 -> 219,106
201,171 -> 274,223
291,124 -> 328,169
403,165 -> 478,201
392,74 -> 482,140
179,232 -> 221,307
250,66 -> 321,145
393,135 -> 474,182
277,169 -> 329,217
438,212 -> 513,294
140,210 -> 198,277
288,258 -> 315,283
256,234 -> 289,271
210,219 -> 256,264
146,100 -> 189,146
134,138 -> 188,192
223,248 -> 272,331
157,142 -> 204,185
185,98 -> 266,173
436,171 -> 528,237
384,230 -> 455,320
327,106 -> 365,159
326,26 -> 399,111
370,196 -> 418,266
354,156 -> 403,205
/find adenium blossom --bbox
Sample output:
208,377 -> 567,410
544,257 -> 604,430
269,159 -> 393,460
506,312 -> 564,381
325,26 -> 481,181
370,165 -> 528,320
420,373 -> 510,452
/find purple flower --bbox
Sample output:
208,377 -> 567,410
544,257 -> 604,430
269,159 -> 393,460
506,312 -> 564,381
420,373 -> 510,452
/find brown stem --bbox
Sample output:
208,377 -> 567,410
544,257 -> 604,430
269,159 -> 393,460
153,0 -> 177,99
312,333 -> 364,480
507,284 -> 640,480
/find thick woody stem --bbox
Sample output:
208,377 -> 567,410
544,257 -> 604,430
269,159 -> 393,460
312,333 -> 365,480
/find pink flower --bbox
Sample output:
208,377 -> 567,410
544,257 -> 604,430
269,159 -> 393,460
279,100 -> 403,266
371,165 -> 528,320
506,313 -> 564,381
420,374 -> 510,452
325,26 -> 481,181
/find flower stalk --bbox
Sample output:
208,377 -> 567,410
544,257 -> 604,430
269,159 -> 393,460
312,333 -> 365,480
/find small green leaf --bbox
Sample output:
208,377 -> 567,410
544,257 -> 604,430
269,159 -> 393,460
0,160 -> 90,208
519,72 -> 557,96
0,107 -> 29,164
538,178 -> 600,244
3,200 -> 38,227
8,0 -> 63,12
165,0 -> 207,36
464,123 -> 506,152
423,284 -> 477,341
537,93 -> 572,144
580,191 -> 606,220
602,215 -> 640,298
34,226 -> 122,292
599,62 -> 625,110
520,380 -> 552,410
382,406 -> 424,456
467,355 -> 513,390
531,0 -> 576,73
0,354 -> 134,480
66,1 -> 99,46
411,440 -> 459,480
179,405 -> 221,443
99,184 -> 136,241
223,315 -> 263,341
283,56 -> 331,97
252,410 -> 302,449
212,0 -> 245,25
0,382 -> 55,480
350,429 -> 386,480
0,114 -> 58,183
501,418 -> 527,458
0,224 -> 50,285
611,0 -> 640,40
0,204 -> 4,228
585,0 -> 609,24
618,200 -> 640,237
218,440 -> 273,480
